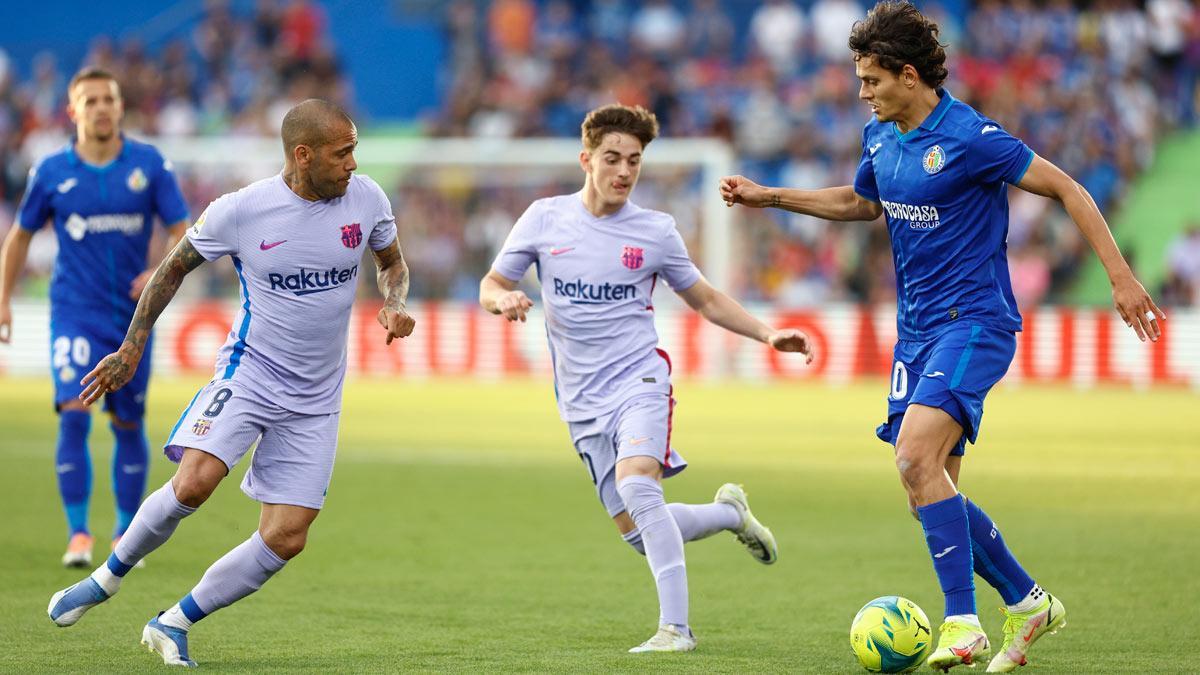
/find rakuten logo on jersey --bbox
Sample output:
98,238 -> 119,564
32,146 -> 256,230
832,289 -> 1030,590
881,200 -> 941,230
64,213 -> 145,241
268,265 -> 359,296
552,277 -> 637,304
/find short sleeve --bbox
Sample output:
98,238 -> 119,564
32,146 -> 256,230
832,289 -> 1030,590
491,202 -> 542,282
187,194 -> 239,261
965,122 -> 1035,185
659,222 -> 701,292
368,181 -> 398,251
152,154 -> 189,225
853,129 -> 880,203
15,163 -> 53,232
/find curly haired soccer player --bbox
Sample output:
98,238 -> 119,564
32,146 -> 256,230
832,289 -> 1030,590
481,103 -> 813,653
45,99 -> 415,668
720,2 -> 1164,671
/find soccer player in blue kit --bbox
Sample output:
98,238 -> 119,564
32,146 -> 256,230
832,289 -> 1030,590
0,67 -> 189,568
720,2 -> 1164,671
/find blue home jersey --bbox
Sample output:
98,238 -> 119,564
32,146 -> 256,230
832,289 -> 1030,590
853,90 -> 1032,340
15,137 -> 189,324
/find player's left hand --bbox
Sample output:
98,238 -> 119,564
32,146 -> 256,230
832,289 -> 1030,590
768,328 -> 814,364
129,270 -> 153,300
377,306 -> 416,345
79,344 -> 142,405
1111,275 -> 1165,343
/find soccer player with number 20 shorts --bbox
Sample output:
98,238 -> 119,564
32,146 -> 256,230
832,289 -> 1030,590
45,99 -> 415,668
721,2 -> 1165,671
0,67 -> 189,568
481,104 -> 814,653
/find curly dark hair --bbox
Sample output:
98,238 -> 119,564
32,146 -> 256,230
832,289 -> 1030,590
581,104 -> 659,151
848,1 -> 948,89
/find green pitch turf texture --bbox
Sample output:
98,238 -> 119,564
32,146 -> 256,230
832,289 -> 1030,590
1,376 -> 1196,673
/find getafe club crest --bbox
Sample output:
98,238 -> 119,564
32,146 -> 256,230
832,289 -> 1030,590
340,223 -> 362,248
922,145 -> 946,174
192,419 -> 212,437
621,245 -> 644,270
127,167 -> 148,192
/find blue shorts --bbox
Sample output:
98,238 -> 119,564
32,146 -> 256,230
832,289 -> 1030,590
875,324 -> 1016,456
49,314 -> 152,421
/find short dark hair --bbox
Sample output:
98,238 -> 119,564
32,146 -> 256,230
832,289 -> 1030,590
281,98 -> 354,156
581,104 -> 659,151
849,1 -> 948,89
68,67 -> 119,97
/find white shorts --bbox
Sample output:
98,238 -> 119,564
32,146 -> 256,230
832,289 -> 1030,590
567,393 -> 687,517
164,379 -> 339,510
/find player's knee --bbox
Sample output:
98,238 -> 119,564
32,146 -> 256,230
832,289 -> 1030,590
170,472 -> 218,508
894,444 -> 937,487
260,526 -> 307,560
109,414 -> 142,431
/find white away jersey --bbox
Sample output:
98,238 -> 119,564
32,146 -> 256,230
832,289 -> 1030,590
188,173 -> 397,414
492,192 -> 701,421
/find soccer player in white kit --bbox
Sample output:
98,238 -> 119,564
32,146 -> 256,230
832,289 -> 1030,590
45,99 -> 415,667
480,104 -> 814,653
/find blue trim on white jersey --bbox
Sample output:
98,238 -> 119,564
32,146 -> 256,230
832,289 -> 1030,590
223,256 -> 252,379
167,387 -> 204,444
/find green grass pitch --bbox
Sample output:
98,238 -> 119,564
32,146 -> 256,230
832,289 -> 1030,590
1,376 -> 1197,673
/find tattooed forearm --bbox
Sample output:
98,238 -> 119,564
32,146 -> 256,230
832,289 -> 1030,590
122,238 -> 206,354
373,242 -> 410,310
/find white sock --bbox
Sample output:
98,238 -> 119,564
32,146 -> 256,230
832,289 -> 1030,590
617,475 -> 689,632
944,613 -> 981,628
667,502 -> 741,541
1007,584 -> 1045,613
89,563 -> 121,597
158,603 -> 193,631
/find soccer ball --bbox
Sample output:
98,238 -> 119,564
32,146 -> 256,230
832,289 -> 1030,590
850,596 -> 933,673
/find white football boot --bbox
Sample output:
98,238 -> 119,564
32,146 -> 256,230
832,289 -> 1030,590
714,483 -> 778,564
628,624 -> 697,653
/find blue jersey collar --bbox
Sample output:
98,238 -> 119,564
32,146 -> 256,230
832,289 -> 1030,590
65,133 -> 129,171
893,88 -> 954,143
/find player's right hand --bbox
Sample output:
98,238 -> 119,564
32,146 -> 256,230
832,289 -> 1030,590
79,345 -> 141,405
0,302 -> 11,343
497,290 -> 534,322
719,175 -> 771,208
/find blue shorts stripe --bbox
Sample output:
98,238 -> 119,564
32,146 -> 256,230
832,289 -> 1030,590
167,388 -> 204,443
949,325 -> 983,388
222,256 -> 252,379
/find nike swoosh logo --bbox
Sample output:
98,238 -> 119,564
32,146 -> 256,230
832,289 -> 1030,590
928,371 -> 945,378
934,545 -> 958,558
628,437 -> 652,446
982,125 -> 999,134
869,142 -> 883,155
549,247 -> 574,256
260,240 -> 287,251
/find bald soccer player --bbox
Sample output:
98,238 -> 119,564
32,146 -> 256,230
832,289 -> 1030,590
45,99 -> 415,668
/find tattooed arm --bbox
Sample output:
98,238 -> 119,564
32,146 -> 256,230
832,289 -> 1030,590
79,238 -> 207,404
372,239 -> 415,345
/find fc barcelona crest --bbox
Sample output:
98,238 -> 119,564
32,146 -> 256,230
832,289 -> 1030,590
340,223 -> 362,248
621,245 -> 644,270
192,419 -> 212,437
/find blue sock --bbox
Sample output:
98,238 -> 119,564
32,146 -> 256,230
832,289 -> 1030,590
917,493 -> 975,618
965,498 -> 1036,605
111,422 -> 149,536
56,410 -> 92,536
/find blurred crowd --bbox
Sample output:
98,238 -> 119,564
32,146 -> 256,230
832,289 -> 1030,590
1,0 -> 1199,309
429,0 -> 1200,308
